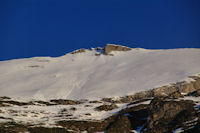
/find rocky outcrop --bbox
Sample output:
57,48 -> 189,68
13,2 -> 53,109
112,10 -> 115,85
114,76 -> 200,102
103,44 -> 132,55
143,98 -> 197,133
71,49 -> 86,54
153,76 -> 200,97
179,76 -> 200,93
1,97 -> 199,133
70,44 -> 132,55
105,115 -> 131,133
58,104 -> 149,133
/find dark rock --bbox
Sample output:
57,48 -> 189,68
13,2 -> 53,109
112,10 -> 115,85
28,65 -> 40,68
119,96 -> 134,103
105,115 -> 131,133
58,120 -> 109,133
184,120 -> 200,133
119,104 -> 149,131
58,104 -> 149,132
50,99 -> 82,105
70,107 -> 76,111
0,122 -> 28,133
101,97 -> 117,103
35,100 -> 55,106
144,98 -> 197,133
89,100 -> 102,103
127,98 -> 151,106
95,104 -> 118,111
84,104 -> 92,107
0,96 -> 11,100
187,89 -> 200,97
0,100 -> 34,106
167,91 -> 184,98
28,127 -> 70,133
0,102 -> 8,107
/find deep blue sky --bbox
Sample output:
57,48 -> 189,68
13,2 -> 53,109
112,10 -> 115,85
0,0 -> 200,61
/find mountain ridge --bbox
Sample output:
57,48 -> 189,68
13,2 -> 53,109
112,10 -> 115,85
0,44 -> 200,100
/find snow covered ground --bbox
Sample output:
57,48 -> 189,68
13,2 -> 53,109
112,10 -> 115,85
0,96 -> 152,127
0,99 -> 127,126
0,48 -> 200,101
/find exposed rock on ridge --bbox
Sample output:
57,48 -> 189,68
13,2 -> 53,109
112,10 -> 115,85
71,49 -> 87,54
117,76 -> 200,102
70,44 -> 132,55
103,44 -> 132,55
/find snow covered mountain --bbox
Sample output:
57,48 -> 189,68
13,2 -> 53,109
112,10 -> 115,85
0,45 -> 200,100
1,45 -> 200,133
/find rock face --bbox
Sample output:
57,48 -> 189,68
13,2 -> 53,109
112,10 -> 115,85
105,115 -> 131,133
103,44 -> 132,55
97,76 -> 200,105
144,98 -> 197,133
153,77 -> 200,97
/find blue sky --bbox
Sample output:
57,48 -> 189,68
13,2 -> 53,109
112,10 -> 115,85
0,0 -> 200,61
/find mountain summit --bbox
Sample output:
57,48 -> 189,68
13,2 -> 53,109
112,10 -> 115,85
0,44 -> 200,100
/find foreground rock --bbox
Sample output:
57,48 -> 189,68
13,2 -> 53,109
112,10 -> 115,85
0,95 -> 199,132
143,98 -> 197,133
58,104 -> 149,133
54,98 -> 200,133
105,115 -> 131,133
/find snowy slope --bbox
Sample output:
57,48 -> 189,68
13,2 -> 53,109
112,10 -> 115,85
0,48 -> 200,100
